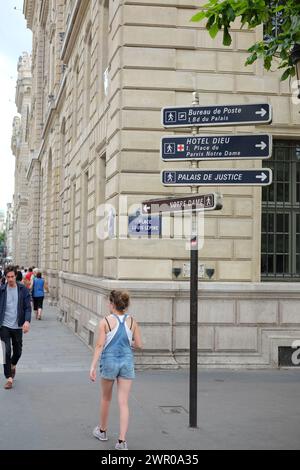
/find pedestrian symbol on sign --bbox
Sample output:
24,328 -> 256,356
167,172 -> 176,183
167,112 -> 176,122
206,196 -> 212,206
164,143 -> 175,154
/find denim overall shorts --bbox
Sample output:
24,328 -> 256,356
100,314 -> 135,380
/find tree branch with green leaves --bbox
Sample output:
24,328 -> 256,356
191,0 -> 300,80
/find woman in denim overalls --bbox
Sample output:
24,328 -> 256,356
90,290 -> 142,450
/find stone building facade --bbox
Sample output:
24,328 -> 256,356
0,210 -> 5,234
5,203 -> 14,262
11,52 -> 32,268
21,0 -> 300,368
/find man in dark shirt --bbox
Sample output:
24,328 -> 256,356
0,266 -> 31,390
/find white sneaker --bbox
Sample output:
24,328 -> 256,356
115,441 -> 128,450
93,426 -> 108,441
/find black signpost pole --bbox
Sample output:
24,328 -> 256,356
190,204 -> 198,428
189,92 -> 199,429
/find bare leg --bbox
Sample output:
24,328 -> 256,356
38,308 -> 42,319
117,378 -> 132,441
100,379 -> 114,431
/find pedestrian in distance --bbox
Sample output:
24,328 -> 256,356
0,267 -> 5,286
15,266 -> 23,283
32,271 -> 48,320
24,267 -> 34,285
90,290 -> 142,450
23,274 -> 31,290
0,266 -> 31,390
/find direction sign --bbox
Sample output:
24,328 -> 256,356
161,169 -> 272,186
161,134 -> 272,161
128,214 -> 161,236
162,103 -> 272,128
142,193 -> 223,215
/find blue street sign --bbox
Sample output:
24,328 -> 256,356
161,134 -> 272,161
162,103 -> 272,128
128,214 -> 161,236
161,169 -> 273,186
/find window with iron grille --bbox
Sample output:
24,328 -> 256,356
261,140 -> 300,280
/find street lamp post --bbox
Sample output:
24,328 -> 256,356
291,44 -> 300,99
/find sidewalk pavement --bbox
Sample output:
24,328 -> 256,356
0,303 -> 299,450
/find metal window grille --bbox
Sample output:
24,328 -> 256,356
261,140 -> 300,280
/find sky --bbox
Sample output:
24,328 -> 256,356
0,0 -> 32,214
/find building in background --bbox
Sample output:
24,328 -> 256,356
11,52 -> 32,267
21,0 -> 300,368
5,203 -> 14,262
0,209 -> 5,234
0,209 -> 6,265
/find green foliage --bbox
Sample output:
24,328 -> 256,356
191,0 -> 300,80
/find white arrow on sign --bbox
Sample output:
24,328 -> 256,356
256,172 -> 268,182
255,108 -> 267,117
255,141 -> 267,150
143,204 -> 151,213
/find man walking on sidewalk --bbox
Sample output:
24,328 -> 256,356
0,266 -> 31,390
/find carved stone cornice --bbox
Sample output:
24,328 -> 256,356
60,0 -> 90,63
23,0 -> 36,30
40,0 -> 49,27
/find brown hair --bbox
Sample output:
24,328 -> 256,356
109,290 -> 130,312
5,266 -> 17,277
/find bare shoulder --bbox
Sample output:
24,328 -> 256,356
126,314 -> 138,329
99,318 -> 107,329
104,314 -> 118,330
